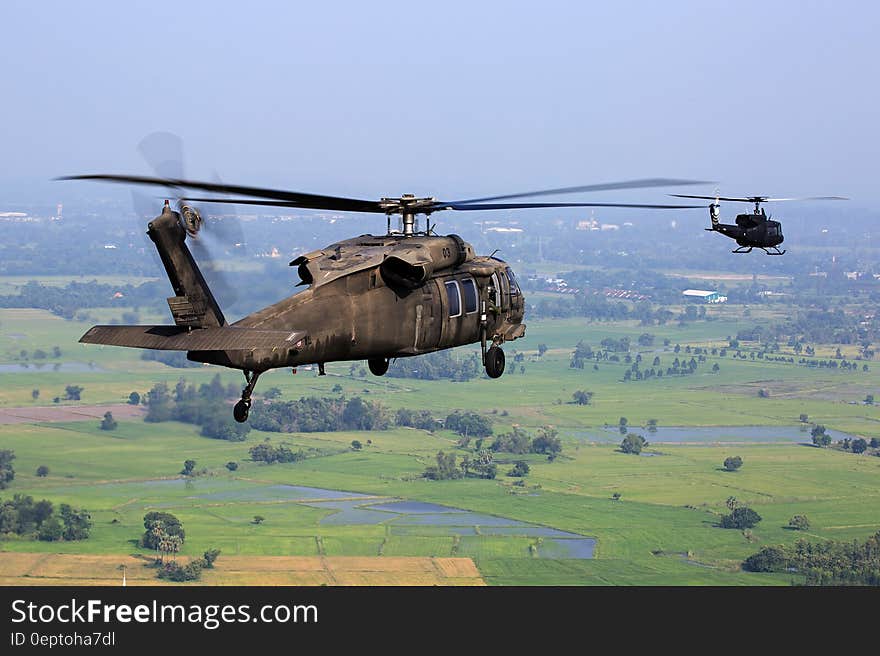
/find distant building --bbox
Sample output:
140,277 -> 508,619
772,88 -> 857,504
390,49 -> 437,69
682,289 -> 727,304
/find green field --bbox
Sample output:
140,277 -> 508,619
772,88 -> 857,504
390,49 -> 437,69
2,304 -> 880,585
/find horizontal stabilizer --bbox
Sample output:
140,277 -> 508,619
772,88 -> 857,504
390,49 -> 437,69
80,325 -> 306,352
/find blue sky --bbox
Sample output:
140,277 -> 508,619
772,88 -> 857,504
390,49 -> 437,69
1,0 -> 877,203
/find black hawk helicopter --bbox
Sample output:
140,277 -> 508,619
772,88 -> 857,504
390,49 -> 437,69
61,173 -> 704,422
670,193 -> 848,255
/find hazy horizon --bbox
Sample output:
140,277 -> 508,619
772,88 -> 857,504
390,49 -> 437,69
2,0 -> 877,207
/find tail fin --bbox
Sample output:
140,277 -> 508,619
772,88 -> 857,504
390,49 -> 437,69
148,202 -> 226,328
709,202 -> 721,228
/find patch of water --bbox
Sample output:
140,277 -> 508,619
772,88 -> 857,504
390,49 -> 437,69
478,526 -> 580,538
570,425 -> 858,444
367,500 -> 465,514
304,500 -> 395,525
191,484 -> 372,502
537,538 -> 596,559
391,512 -> 528,527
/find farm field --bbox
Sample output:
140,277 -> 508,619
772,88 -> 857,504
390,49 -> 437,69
2,301 -> 880,585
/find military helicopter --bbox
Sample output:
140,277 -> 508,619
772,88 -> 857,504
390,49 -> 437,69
61,173 -> 704,422
670,193 -> 848,255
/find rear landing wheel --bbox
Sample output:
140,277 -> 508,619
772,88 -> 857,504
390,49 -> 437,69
368,358 -> 390,376
233,399 -> 250,423
485,345 -> 505,378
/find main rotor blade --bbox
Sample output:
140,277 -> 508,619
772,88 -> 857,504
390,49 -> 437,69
671,194 -> 849,203
759,196 -> 849,202
448,178 -> 711,205
181,197 -> 314,208
137,132 -> 185,179
436,201 -> 704,211
58,174 -> 386,213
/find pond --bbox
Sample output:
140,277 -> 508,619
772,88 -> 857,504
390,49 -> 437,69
571,425 -> 859,444
83,479 -> 597,558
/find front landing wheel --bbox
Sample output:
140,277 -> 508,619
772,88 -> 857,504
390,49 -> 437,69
368,358 -> 390,376
233,399 -> 250,423
485,345 -> 505,378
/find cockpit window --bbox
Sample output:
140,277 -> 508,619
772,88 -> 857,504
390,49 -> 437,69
461,278 -> 478,314
505,267 -> 520,295
445,280 -> 461,317
489,273 -> 500,305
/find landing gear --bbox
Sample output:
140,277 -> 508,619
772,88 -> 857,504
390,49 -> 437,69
233,370 -> 262,423
732,245 -> 786,255
485,345 -> 505,378
233,399 -> 250,423
368,358 -> 389,376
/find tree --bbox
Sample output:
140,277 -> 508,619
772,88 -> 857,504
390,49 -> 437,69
811,425 -> 831,447
37,516 -> 63,542
100,411 -> 117,431
851,438 -> 868,454
742,545 -> 787,572
799,413 -> 809,423
200,415 -> 250,441
142,512 -> 184,550
572,390 -> 593,405
31,388 -> 39,401
59,504 -> 92,540
0,450 -> 15,489
252,515 -> 265,525
712,363 -> 720,373
726,496 -> 738,512
723,456 -> 743,472
788,515 -> 811,531
720,506 -> 762,529
445,411 -> 492,438
225,461 -> 238,472
202,548 -> 221,568
865,394 -> 875,405
351,440 -> 363,450
63,385 -> 83,401
35,465 -> 49,477
181,459 -> 196,476
145,382 -> 172,422
620,433 -> 647,455
128,391 -> 140,405
611,492 -> 622,501
263,387 -> 282,400
507,461 -> 530,477
532,427 -> 563,459
423,451 -> 462,480
537,343 -> 548,357
757,388 -> 769,398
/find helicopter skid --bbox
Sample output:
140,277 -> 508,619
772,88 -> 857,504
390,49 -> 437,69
731,245 -> 785,255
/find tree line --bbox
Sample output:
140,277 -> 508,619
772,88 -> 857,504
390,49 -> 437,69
743,532 -> 880,585
0,494 -> 91,542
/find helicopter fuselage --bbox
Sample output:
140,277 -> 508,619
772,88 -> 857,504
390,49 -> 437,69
708,207 -> 784,253
188,233 -> 526,373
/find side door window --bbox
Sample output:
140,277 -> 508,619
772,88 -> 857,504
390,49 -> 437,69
461,278 -> 478,314
445,280 -> 461,318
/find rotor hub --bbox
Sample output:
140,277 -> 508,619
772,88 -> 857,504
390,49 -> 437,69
378,195 -> 438,236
